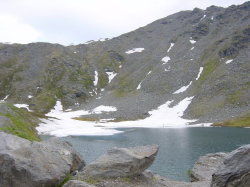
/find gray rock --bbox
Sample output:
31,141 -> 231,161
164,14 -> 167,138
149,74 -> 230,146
211,144 -> 250,187
77,144 -> 158,179
0,132 -> 85,187
191,152 -> 227,182
0,115 -> 11,128
63,180 -> 96,187
73,170 -> 210,187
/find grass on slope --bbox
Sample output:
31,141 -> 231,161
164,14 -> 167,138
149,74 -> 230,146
212,114 -> 250,127
0,103 -> 41,141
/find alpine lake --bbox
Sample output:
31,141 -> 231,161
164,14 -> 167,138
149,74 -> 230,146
51,127 -> 250,181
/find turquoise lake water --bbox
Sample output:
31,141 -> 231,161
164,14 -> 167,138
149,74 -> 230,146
59,127 -> 250,181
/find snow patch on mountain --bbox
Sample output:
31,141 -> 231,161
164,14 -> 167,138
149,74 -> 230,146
167,43 -> 175,52
174,81 -> 193,94
189,37 -> 196,44
196,67 -> 204,80
106,71 -> 117,83
162,56 -> 170,64
14,104 -> 32,111
92,105 -> 117,114
93,70 -> 98,86
125,48 -> 144,54
0,95 -> 9,102
225,59 -> 233,64
200,15 -> 206,21
137,82 -> 142,90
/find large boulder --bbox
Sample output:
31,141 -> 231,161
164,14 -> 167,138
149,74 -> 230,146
0,132 -> 85,187
191,152 -> 227,182
77,144 -> 159,179
211,144 -> 250,187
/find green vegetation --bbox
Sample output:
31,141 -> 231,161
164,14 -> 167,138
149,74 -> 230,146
84,178 -> 99,185
119,177 -> 131,182
109,116 -> 147,122
57,173 -> 72,187
197,58 -> 219,84
30,92 -> 56,114
212,114 -> 250,127
188,96 -> 226,118
0,103 -> 40,141
73,117 -> 99,122
113,73 -> 135,97
98,72 -> 108,89
226,90 -> 243,105
187,169 -> 191,178
74,115 -> 148,123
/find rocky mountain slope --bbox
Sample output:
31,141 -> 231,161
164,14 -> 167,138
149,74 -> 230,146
0,1 -> 249,127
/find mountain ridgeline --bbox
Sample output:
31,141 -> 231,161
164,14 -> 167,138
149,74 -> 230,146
0,2 -> 250,125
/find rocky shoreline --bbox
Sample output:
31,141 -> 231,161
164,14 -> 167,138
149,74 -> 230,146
0,131 -> 249,187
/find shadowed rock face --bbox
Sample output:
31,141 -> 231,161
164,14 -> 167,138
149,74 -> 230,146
0,132 -> 85,187
211,145 -> 250,187
77,144 -> 159,179
191,152 -> 227,182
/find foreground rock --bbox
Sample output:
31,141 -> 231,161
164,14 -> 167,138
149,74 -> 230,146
72,144 -> 211,187
191,152 -> 227,182
63,180 -> 96,187
77,144 -> 158,179
68,171 -> 210,187
0,132 -> 85,187
211,145 -> 250,187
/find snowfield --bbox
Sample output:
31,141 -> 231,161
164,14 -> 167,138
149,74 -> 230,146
37,97 -> 211,137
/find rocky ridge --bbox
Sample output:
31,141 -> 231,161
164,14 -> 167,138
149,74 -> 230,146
0,2 -> 249,127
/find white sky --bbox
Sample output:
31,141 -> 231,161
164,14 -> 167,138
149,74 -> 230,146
0,0 -> 247,45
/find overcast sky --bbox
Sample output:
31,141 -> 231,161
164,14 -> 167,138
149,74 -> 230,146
0,0 -> 247,45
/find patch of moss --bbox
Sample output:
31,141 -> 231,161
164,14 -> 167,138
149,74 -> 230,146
187,169 -> 191,178
0,58 -> 24,97
109,116 -> 147,122
198,58 -> 219,83
226,90 -> 244,105
0,103 -> 40,141
188,96 -> 226,118
212,114 -> 250,127
57,173 -> 72,187
113,74 -> 135,97
84,178 -> 99,185
73,117 -> 99,122
119,177 -> 131,182
30,92 -> 56,114
98,51 -> 121,72
98,72 -> 109,89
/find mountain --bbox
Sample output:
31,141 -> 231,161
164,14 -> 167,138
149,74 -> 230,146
0,1 -> 249,130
